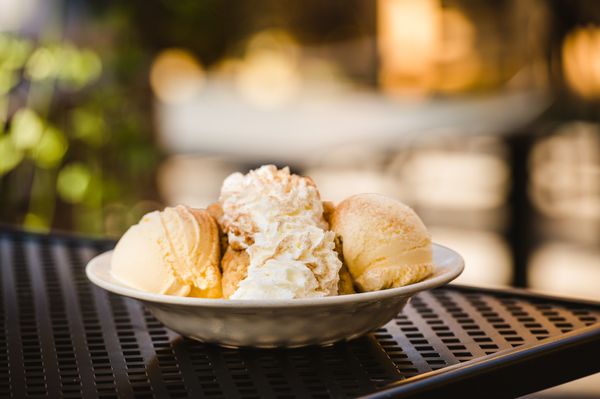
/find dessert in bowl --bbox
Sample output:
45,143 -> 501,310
86,165 -> 464,348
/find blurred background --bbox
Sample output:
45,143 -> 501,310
1,0 -> 599,396
1,2 -> 599,298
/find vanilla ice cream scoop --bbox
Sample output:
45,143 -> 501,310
218,165 -> 342,299
330,193 -> 433,292
111,205 -> 222,298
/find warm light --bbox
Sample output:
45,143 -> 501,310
306,168 -> 401,204
236,50 -> 300,108
562,26 -> 600,99
378,0 -> 479,95
150,48 -> 205,104
529,122 -> 600,219
430,227 -> 512,286
378,0 -> 439,94
437,9 -> 475,63
529,243 -> 600,300
435,8 -> 480,92
235,30 -> 300,108
398,149 -> 509,210
158,156 -> 239,208
245,29 -> 298,58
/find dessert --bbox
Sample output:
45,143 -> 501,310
217,165 -> 342,299
110,165 -> 434,299
111,205 -> 222,298
337,263 -> 355,295
221,246 -> 250,298
330,193 -> 433,292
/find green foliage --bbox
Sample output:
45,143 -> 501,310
0,69 -> 17,95
70,107 -> 107,147
23,212 -> 50,230
58,46 -> 103,89
57,163 -> 92,203
25,43 -> 102,87
0,136 -> 23,175
25,46 -> 57,81
0,22 -> 159,235
0,35 -> 32,70
10,108 -> 44,150
32,126 -> 68,169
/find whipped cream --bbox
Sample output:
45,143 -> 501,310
231,259 -> 319,300
219,165 -> 342,299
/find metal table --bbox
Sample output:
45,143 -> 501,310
0,227 -> 598,398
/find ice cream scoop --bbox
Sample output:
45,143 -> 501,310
217,165 -> 342,299
330,193 -> 433,292
221,246 -> 250,298
111,205 -> 222,298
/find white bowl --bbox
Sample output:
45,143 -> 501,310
86,243 -> 463,348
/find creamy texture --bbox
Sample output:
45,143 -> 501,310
111,205 -> 222,298
330,193 -> 433,291
111,220 -> 191,296
231,259 -> 319,300
219,165 -> 342,299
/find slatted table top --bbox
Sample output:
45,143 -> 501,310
0,228 -> 598,398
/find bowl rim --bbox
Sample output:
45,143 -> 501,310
86,243 -> 464,308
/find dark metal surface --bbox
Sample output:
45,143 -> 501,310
0,229 -> 598,398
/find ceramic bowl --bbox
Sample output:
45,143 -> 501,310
86,243 -> 463,348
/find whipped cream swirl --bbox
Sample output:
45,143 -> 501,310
219,165 -> 341,299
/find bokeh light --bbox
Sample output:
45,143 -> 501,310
0,35 -> 31,69
10,108 -> 43,150
562,25 -> 600,99
57,163 -> 92,204
377,0 -> 480,95
0,69 -> 17,95
235,30 -> 301,108
308,168 -> 401,204
391,137 -> 510,211
150,48 -> 205,104
158,156 -> 239,208
529,242 -> 600,300
23,43 -> 102,87
70,108 -> 107,147
378,0 -> 439,95
32,126 -> 68,169
529,121 -> 600,220
402,150 -> 509,210
431,227 -> 513,286
58,47 -> 102,89
25,46 -> 57,80
0,135 -> 23,175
